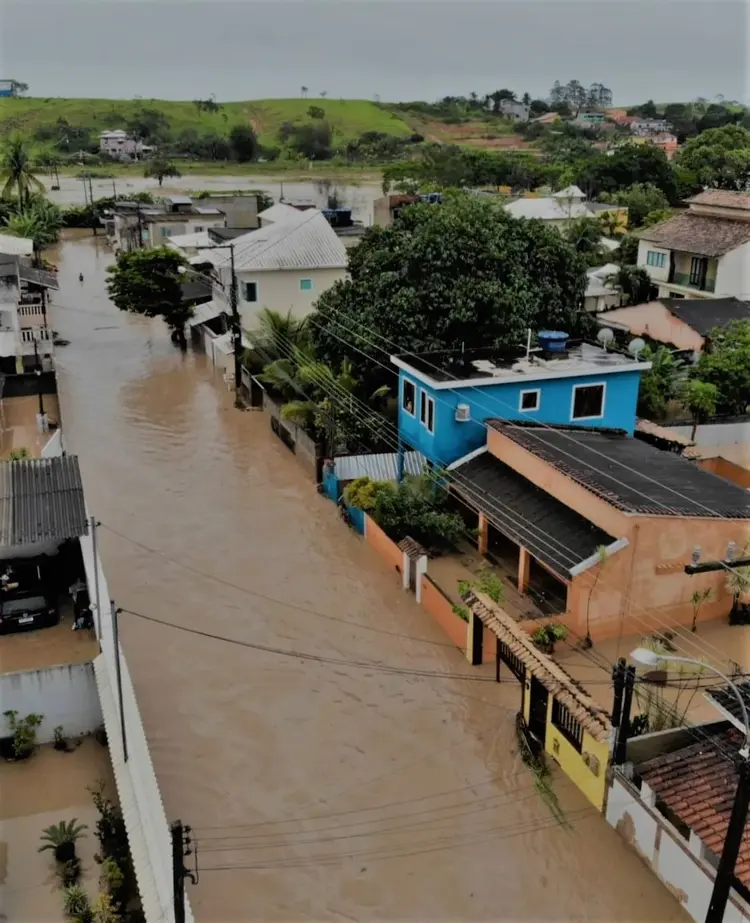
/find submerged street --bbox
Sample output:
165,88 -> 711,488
49,234 -> 688,922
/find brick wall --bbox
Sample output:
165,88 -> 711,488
420,575 -> 468,652
697,456 -> 750,490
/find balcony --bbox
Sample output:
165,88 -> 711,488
669,271 -> 716,293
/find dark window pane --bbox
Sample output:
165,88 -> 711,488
573,385 -> 604,420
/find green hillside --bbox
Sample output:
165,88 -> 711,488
0,96 -> 413,147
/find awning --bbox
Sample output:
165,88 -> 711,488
188,300 -> 223,328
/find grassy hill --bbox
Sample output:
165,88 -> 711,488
0,96 -> 414,148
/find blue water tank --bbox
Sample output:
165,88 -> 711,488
538,331 -> 569,353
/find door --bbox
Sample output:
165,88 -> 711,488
528,676 -> 549,746
689,256 -> 708,290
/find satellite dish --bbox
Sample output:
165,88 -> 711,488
628,337 -> 646,358
597,327 -> 615,346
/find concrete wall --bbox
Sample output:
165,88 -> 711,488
607,774 -> 750,923
1,662 -> 101,744
669,419 -> 750,448
599,302 -> 704,352
715,240 -> 750,300
363,513 -> 403,577
80,525 -> 193,923
697,456 -> 750,489
398,368 -> 644,465
232,267 -> 346,327
419,574 -> 468,652
638,240 -> 671,284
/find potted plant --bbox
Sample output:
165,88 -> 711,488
727,564 -> 750,625
3,710 -> 43,760
39,818 -> 88,863
62,884 -> 93,922
54,725 -> 68,752
531,623 -> 568,655
59,857 -> 82,888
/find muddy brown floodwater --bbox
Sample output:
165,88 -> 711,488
49,235 -> 689,923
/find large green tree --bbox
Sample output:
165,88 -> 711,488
228,125 -> 258,163
106,247 -> 191,347
602,183 -> 670,228
676,125 -> 750,190
311,194 -> 589,382
0,137 -> 45,206
3,198 -> 63,265
578,144 -> 678,203
144,157 -> 181,187
691,320 -> 750,415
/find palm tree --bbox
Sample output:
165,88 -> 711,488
3,199 -> 63,265
726,563 -> 750,619
0,137 -> 45,206
38,818 -> 88,862
250,307 -> 311,364
606,265 -> 652,306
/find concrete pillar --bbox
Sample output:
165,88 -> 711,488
478,512 -> 488,556
518,546 -> 531,594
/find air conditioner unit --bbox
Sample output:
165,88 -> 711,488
455,404 -> 471,422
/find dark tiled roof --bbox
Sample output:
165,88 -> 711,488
706,682 -> 750,729
488,421 -> 750,519
0,456 -> 88,547
637,728 -> 750,885
660,297 -> 750,337
452,451 -> 614,578
639,213 -> 750,258
180,278 -> 213,305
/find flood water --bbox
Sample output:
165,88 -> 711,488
49,235 -> 688,922
45,174 -> 381,224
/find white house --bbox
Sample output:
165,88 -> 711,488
638,190 -> 750,300
0,252 -> 57,375
99,130 -> 146,162
108,197 -> 226,253
584,263 -> 621,313
505,186 -> 627,231
205,208 -> 347,329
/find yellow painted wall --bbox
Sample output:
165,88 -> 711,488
544,699 -> 610,811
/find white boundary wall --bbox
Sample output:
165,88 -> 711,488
1,661 -> 101,743
80,522 -> 194,923
669,420 -> 750,448
607,773 -> 750,923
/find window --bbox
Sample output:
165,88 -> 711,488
160,227 -> 172,238
519,389 -> 540,412
299,278 -> 314,292
193,225 -> 204,233
551,699 -> 583,752
572,383 -> 605,421
242,281 -> 258,303
646,250 -> 666,268
402,379 -> 416,416
420,391 -> 435,434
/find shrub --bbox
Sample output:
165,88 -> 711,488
531,623 -> 568,654
3,709 -> 43,759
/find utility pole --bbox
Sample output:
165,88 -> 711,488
614,663 -> 635,766
706,758 -> 750,923
33,337 -> 45,419
136,202 -> 144,250
171,820 -> 197,923
111,601 -> 128,762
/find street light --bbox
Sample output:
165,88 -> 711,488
630,647 -> 750,923
630,647 -> 749,756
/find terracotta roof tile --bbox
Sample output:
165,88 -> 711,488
639,213 -> 750,258
637,728 -> 750,887
688,190 -> 750,209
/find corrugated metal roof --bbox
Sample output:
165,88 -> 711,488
333,451 -> 425,482
188,300 -> 224,327
211,210 -> 347,273
0,455 -> 88,547
258,203 -> 308,225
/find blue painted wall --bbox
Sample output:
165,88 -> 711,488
397,369 -> 643,466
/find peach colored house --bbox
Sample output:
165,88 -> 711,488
598,296 -> 750,354
449,421 -> 750,642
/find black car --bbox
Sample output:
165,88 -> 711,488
0,559 -> 59,635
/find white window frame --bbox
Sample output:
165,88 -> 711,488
519,389 -> 540,413
420,391 -> 435,434
299,278 -> 314,292
402,378 -> 416,417
571,382 -> 606,422
242,280 -> 259,303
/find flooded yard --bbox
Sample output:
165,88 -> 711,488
45,234 -> 689,922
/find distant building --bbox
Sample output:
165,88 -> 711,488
0,80 -> 22,98
497,98 -> 530,122
106,196 -> 227,252
574,112 -> 607,127
99,130 -> 146,162
505,185 -> 628,232
631,118 -> 672,136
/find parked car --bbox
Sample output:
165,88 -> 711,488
0,558 -> 58,635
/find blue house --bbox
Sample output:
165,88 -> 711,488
392,334 -> 651,467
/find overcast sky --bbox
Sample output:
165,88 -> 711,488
0,0 -> 747,105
